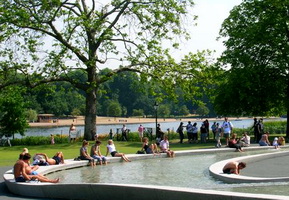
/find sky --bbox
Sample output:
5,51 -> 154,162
178,0 -> 243,58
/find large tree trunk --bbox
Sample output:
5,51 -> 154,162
84,87 -> 97,140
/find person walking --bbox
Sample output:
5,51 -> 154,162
176,122 -> 185,143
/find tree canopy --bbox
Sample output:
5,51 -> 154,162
0,0 -> 217,140
216,0 -> 289,136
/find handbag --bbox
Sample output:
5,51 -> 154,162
136,150 -> 145,154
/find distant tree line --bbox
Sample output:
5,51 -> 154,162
17,69 -> 214,119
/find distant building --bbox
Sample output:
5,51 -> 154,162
37,114 -> 54,123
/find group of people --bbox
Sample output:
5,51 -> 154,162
176,117 -> 234,147
140,136 -> 175,157
13,148 -> 63,183
258,132 -> 285,149
79,139 -> 131,165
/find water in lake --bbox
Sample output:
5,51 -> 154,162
20,117 -> 286,138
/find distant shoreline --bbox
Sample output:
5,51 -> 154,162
28,116 -> 261,128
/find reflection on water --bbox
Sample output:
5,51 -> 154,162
47,149 -> 289,196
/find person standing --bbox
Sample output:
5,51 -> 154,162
221,117 -> 233,146
69,123 -> 77,142
251,118 -> 259,143
121,124 -> 128,141
138,124 -> 144,142
200,123 -> 207,143
186,121 -> 193,143
156,123 -> 164,144
204,119 -> 210,140
192,122 -> 198,143
257,118 -> 264,142
211,122 -> 217,140
50,134 -> 55,145
176,122 -> 185,143
215,123 -> 222,148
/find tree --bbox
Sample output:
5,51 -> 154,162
71,108 -> 82,117
106,101 -> 122,117
25,109 -> 38,122
158,104 -> 171,117
196,105 -> 209,117
0,87 -> 29,138
179,105 -> 190,116
132,109 -> 144,117
0,0 -> 201,140
216,0 -> 289,138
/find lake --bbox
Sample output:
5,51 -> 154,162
19,117 -> 286,138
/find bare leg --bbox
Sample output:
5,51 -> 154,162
31,175 -> 59,183
55,152 -> 65,164
115,153 -> 131,162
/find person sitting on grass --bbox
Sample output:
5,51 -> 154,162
141,137 -> 159,154
223,161 -> 246,175
34,152 -> 65,165
14,153 -> 59,183
79,140 -> 95,166
106,139 -> 131,162
90,140 -> 107,165
159,136 -> 175,158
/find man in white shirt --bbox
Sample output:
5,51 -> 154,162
159,136 -> 175,158
221,117 -> 233,146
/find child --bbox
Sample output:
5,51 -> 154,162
106,140 -> 131,162
50,134 -> 55,145
272,137 -> 279,149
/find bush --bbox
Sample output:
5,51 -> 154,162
10,135 -> 70,146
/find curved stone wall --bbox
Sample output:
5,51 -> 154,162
4,146 -> 289,200
209,150 -> 289,183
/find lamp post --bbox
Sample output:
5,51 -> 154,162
154,101 -> 158,138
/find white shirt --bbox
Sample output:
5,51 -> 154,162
160,140 -> 169,150
222,121 -> 233,133
106,144 -> 116,153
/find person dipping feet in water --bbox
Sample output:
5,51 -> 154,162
14,153 -> 59,183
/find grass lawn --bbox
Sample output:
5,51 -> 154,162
0,139 -> 215,167
1,134 -> 284,167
